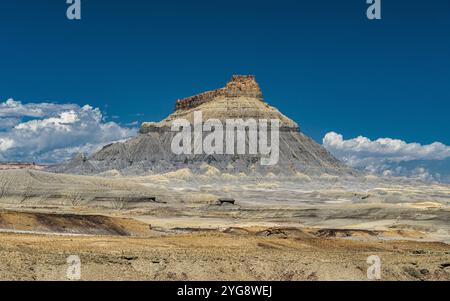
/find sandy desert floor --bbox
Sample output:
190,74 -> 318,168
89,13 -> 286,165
0,169 -> 449,281
0,222 -> 449,281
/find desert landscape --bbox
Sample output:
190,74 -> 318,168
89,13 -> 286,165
0,168 -> 449,281
2,0 -> 450,287
0,76 -> 449,281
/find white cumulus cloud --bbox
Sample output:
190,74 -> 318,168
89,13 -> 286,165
0,99 -> 137,163
0,98 -> 78,118
323,132 -> 450,182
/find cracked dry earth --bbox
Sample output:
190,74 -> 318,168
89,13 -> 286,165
0,230 -> 449,281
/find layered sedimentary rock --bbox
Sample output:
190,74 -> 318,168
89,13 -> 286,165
52,75 -> 352,176
174,75 -> 263,110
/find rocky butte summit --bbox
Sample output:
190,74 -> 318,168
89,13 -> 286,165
52,75 -> 351,176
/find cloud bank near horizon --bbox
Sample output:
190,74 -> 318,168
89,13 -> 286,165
323,132 -> 450,182
0,99 -> 137,163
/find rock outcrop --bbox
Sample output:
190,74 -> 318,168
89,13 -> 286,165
51,75 -> 352,176
174,75 -> 263,110
141,75 -> 298,133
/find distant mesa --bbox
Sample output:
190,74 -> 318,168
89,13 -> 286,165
51,75 -> 352,176
0,162 -> 45,171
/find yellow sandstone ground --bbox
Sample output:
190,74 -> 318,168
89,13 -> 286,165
0,228 -> 449,281
0,210 -> 449,281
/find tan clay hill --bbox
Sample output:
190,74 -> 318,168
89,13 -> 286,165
52,75 -> 352,176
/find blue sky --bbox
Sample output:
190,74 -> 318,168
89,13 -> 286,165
0,0 -> 449,181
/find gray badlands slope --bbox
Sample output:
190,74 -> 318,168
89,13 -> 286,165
51,75 -> 350,176
0,169 -> 168,208
1,168 -> 449,243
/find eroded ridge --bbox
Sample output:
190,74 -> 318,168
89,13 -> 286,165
175,75 -> 263,110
